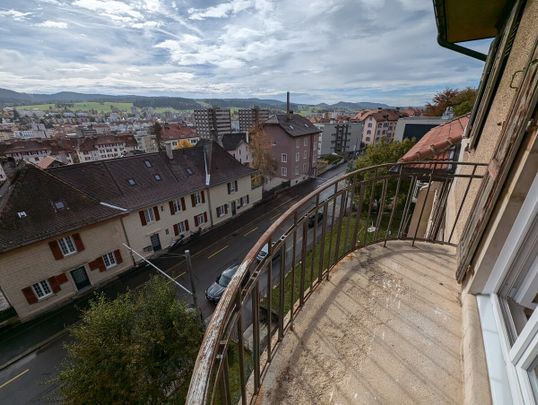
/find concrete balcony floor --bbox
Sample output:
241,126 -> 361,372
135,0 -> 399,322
260,241 -> 462,404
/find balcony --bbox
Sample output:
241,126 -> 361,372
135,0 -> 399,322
187,161 -> 487,405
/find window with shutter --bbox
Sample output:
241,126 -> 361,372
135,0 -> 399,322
114,249 -> 123,264
173,224 -> 179,236
181,197 -> 186,210
58,236 -> 77,256
153,206 -> 160,221
22,287 -> 38,304
32,280 -> 53,299
72,233 -> 84,252
139,210 -> 147,226
49,240 -> 63,260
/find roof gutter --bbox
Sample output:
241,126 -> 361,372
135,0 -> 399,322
436,34 -> 488,61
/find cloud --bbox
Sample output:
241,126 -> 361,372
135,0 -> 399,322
0,0 -> 487,105
37,20 -> 68,29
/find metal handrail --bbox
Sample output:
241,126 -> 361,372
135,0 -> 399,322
186,160 -> 487,404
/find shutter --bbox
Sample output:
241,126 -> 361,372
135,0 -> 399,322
97,257 -> 106,272
224,204 -> 228,214
235,180 -> 238,191
89,258 -> 100,271
114,249 -> 123,264
48,276 -> 61,294
72,233 -> 84,252
139,210 -> 147,226
201,191 -> 205,203
246,195 -> 250,204
169,201 -> 175,215
173,224 -> 179,236
203,212 -> 208,223
227,183 -> 231,194
153,206 -> 160,221
22,287 -> 38,305
48,240 -> 63,260
56,273 -> 68,284
185,220 -> 190,231
191,194 -> 196,207
181,197 -> 186,210
457,39 -> 538,283
194,215 -> 199,227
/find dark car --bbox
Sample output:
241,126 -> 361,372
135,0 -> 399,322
308,212 -> 324,228
205,264 -> 239,303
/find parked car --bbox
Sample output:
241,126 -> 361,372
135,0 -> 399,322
308,212 -> 324,228
205,264 -> 239,303
256,236 -> 285,262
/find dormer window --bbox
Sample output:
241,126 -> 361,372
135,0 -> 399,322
154,174 -> 161,181
17,211 -> 27,218
54,200 -> 66,210
144,160 -> 152,168
186,168 -> 193,175
127,178 -> 136,186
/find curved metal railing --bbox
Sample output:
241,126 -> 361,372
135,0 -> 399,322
186,160 -> 487,405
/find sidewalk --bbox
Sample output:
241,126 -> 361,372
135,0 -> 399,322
0,176 -> 324,370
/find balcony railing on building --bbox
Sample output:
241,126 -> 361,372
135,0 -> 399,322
187,160 -> 487,405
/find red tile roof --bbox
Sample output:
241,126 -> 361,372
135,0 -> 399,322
161,123 -> 197,141
352,109 -> 406,122
399,115 -> 469,169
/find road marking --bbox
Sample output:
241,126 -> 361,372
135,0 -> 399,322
174,271 -> 186,280
0,369 -> 30,389
207,245 -> 228,259
243,227 -> 258,236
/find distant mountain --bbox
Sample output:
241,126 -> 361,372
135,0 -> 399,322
0,88 -> 389,112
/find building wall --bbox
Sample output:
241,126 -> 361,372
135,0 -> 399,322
0,219 -> 133,320
229,142 -> 251,164
317,123 -> 363,156
209,176 -> 262,226
394,117 -> 447,142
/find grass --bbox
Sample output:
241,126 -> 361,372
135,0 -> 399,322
17,102 -> 134,113
213,340 -> 253,405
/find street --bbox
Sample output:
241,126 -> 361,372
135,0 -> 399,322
0,163 -> 348,404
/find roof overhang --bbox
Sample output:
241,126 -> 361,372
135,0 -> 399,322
433,0 -> 514,61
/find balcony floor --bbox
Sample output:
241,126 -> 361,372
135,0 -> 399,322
260,241 -> 462,404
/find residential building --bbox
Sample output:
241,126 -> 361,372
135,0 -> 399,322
160,122 -> 200,149
186,1 -> 538,404
193,108 -> 232,140
0,163 -> 133,320
76,134 -> 138,162
394,115 -> 448,142
238,107 -> 270,132
353,108 -> 405,145
134,132 -> 158,153
260,112 -> 320,187
316,122 -> 363,156
0,139 -> 74,165
221,133 -> 250,164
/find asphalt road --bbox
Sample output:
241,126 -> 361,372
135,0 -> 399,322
0,164 -> 348,404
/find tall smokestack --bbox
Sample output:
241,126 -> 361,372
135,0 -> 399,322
286,91 -> 290,119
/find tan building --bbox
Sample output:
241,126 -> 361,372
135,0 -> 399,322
352,108 -> 405,145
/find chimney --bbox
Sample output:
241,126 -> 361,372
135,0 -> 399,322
165,142 -> 173,160
286,91 -> 291,119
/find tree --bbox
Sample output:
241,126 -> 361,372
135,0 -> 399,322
177,139 -> 193,149
353,138 -> 416,171
424,87 -> 477,116
58,277 -> 204,404
248,124 -> 277,182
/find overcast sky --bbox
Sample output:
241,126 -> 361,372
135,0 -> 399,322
0,0 -> 489,105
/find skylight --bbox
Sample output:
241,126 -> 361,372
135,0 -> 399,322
144,160 -> 152,168
154,174 -> 161,181
186,168 -> 193,175
17,211 -> 27,218
127,178 -> 136,186
54,200 -> 65,210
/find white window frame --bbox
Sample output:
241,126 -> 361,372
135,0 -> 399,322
228,182 -> 237,193
304,138 -> 308,146
193,191 -> 202,205
281,166 -> 287,177
172,199 -> 181,213
295,152 -> 300,162
144,207 -> 155,223
178,221 -> 187,233
58,236 -> 76,256
195,213 -> 206,225
281,153 -> 287,163
303,150 -> 307,159
216,204 -> 228,218
33,280 -> 53,299
102,252 -> 117,269
295,166 -> 299,176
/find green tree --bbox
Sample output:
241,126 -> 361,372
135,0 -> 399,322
424,87 -> 477,116
58,277 -> 203,404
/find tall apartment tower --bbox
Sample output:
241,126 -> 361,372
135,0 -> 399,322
193,107 -> 232,140
238,107 -> 270,132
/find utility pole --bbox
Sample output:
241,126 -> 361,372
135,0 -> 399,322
184,250 -> 204,325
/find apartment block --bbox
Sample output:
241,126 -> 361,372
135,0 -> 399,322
193,108 -> 232,140
238,107 -> 270,132
316,122 -> 363,156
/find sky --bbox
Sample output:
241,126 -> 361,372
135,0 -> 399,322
0,0 -> 490,105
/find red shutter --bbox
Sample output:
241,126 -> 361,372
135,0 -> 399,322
72,233 -> 84,252
22,287 -> 38,305
191,194 -> 196,207
97,257 -> 106,272
184,220 -> 189,231
173,224 -> 179,236
48,276 -> 61,293
203,212 -> 208,223
153,206 -> 160,221
235,180 -> 238,191
181,197 -> 186,210
114,249 -> 123,264
139,210 -> 147,226
201,191 -> 206,203
56,273 -> 68,284
49,240 -> 63,260
194,215 -> 199,227
89,258 -> 100,271
169,201 -> 175,215
227,183 -> 231,194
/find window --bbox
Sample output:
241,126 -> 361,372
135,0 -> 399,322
366,137 -> 371,142
368,123 -> 372,128
154,174 -> 161,181
171,199 -> 182,213
177,220 -> 188,233
295,152 -> 300,162
58,236 -> 76,256
304,138 -> 308,146
143,207 -> 155,223
281,166 -> 287,177
33,280 -> 52,299
237,195 -> 250,208
192,191 -> 202,206
194,213 -> 207,226
144,159 -> 152,168
303,150 -> 307,159
128,178 -> 136,186
216,204 -> 229,218
228,181 -> 238,193
17,211 -> 27,218
296,139 -> 300,148
54,200 -> 66,210
102,252 -> 117,269
295,166 -> 299,176
281,153 -> 287,163
303,163 -> 307,173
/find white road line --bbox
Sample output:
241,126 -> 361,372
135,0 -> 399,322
243,227 -> 258,236
207,245 -> 228,259
0,368 -> 30,389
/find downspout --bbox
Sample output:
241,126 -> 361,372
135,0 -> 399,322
120,216 -> 136,265
203,144 -> 214,227
437,34 -> 487,61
